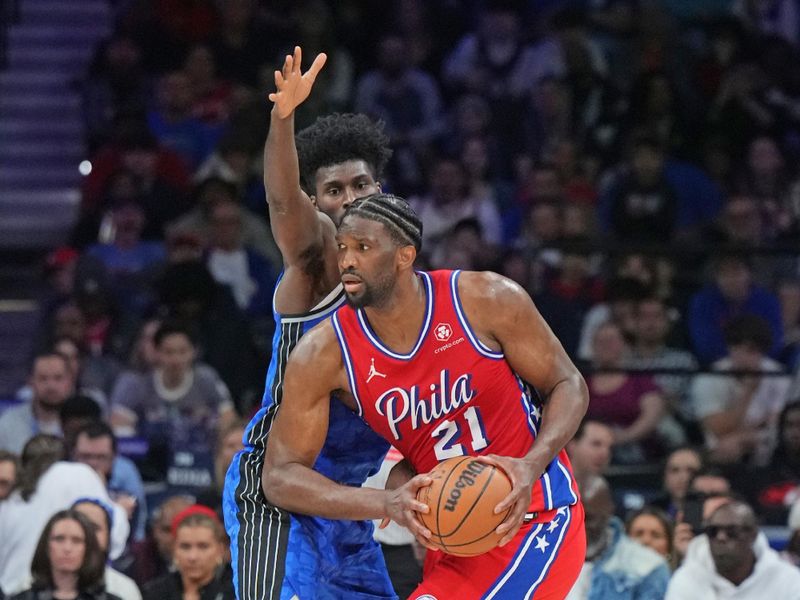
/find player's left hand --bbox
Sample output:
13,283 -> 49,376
473,454 -> 540,546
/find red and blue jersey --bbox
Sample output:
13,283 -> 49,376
331,269 -> 579,514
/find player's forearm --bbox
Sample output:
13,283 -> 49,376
524,374 -> 588,469
262,462 -> 388,520
264,107 -> 301,212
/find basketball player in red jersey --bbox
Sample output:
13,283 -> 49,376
263,193 -> 588,599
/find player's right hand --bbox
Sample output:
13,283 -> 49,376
381,474 -> 439,551
268,46 -> 327,119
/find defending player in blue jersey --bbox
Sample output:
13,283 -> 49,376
222,47 -> 395,600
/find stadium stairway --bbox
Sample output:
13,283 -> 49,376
0,0 -> 111,250
0,0 -> 112,396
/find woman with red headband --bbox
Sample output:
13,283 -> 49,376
141,506 -> 233,600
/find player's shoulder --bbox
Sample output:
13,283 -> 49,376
456,270 -> 529,307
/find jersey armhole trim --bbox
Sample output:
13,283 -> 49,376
331,313 -> 364,417
449,270 -> 504,360
279,283 -> 346,323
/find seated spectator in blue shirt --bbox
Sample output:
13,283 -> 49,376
86,197 -> 166,315
688,253 -> 783,365
147,71 -> 220,170
566,475 -> 670,599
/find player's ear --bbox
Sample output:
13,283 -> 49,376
375,181 -> 382,192
310,195 -> 318,207
397,245 -> 416,269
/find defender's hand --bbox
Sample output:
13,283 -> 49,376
268,46 -> 327,119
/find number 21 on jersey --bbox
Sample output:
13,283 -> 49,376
431,406 -> 489,460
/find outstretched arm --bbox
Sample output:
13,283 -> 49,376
262,322 -> 433,530
264,46 -> 328,263
460,271 -> 589,544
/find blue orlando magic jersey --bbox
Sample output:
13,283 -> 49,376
227,274 -> 394,600
243,276 -> 390,483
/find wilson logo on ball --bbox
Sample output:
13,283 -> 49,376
444,460 -> 488,512
434,323 -> 453,342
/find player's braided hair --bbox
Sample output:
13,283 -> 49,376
296,113 -> 392,194
343,193 -> 423,252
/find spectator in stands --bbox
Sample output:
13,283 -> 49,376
147,71 -> 218,171
699,194 -> 793,288
566,418 -> 614,482
81,35 -> 150,153
652,446 -> 703,517
603,135 -> 679,243
110,321 -> 235,482
126,319 -> 160,373
7,509 -> 118,600
68,421 -> 146,541
0,451 -> 19,501
80,129 -> 192,241
586,322 -> 667,463
0,353 -> 74,453
566,475 -> 670,599
195,420 -> 244,514
183,44 -> 233,126
71,499 -> 141,600
168,177 -> 280,269
688,254 -> 784,364
578,276 -> 649,362
738,401 -> 800,524
155,261 -> 262,409
204,196 -> 275,317
735,136 -> 795,237
129,496 -> 194,586
666,500 -> 800,598
193,135 -> 265,218
779,278 -> 800,369
74,287 -> 138,371
86,197 -> 166,315
628,296 -> 699,442
208,0 -> 273,87
409,157 -> 503,260
0,435 -> 128,593
354,34 -> 444,191
52,336 -> 120,411
535,239 -> 605,358
691,314 -> 791,466
688,468 -> 734,507
141,506 -> 233,600
625,506 -> 675,566
442,6 -> 541,100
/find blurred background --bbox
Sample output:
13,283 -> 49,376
1,0 -> 800,596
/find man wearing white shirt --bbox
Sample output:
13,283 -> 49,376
667,501 -> 800,599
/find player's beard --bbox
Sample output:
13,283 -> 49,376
345,272 -> 395,309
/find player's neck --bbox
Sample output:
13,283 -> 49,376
362,273 -> 426,353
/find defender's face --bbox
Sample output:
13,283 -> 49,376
313,160 -> 379,226
337,216 -> 399,309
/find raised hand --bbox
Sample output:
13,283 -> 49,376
268,46 -> 327,119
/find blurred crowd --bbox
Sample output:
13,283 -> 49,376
2,0 -> 800,598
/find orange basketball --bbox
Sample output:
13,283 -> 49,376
416,456 -> 512,556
